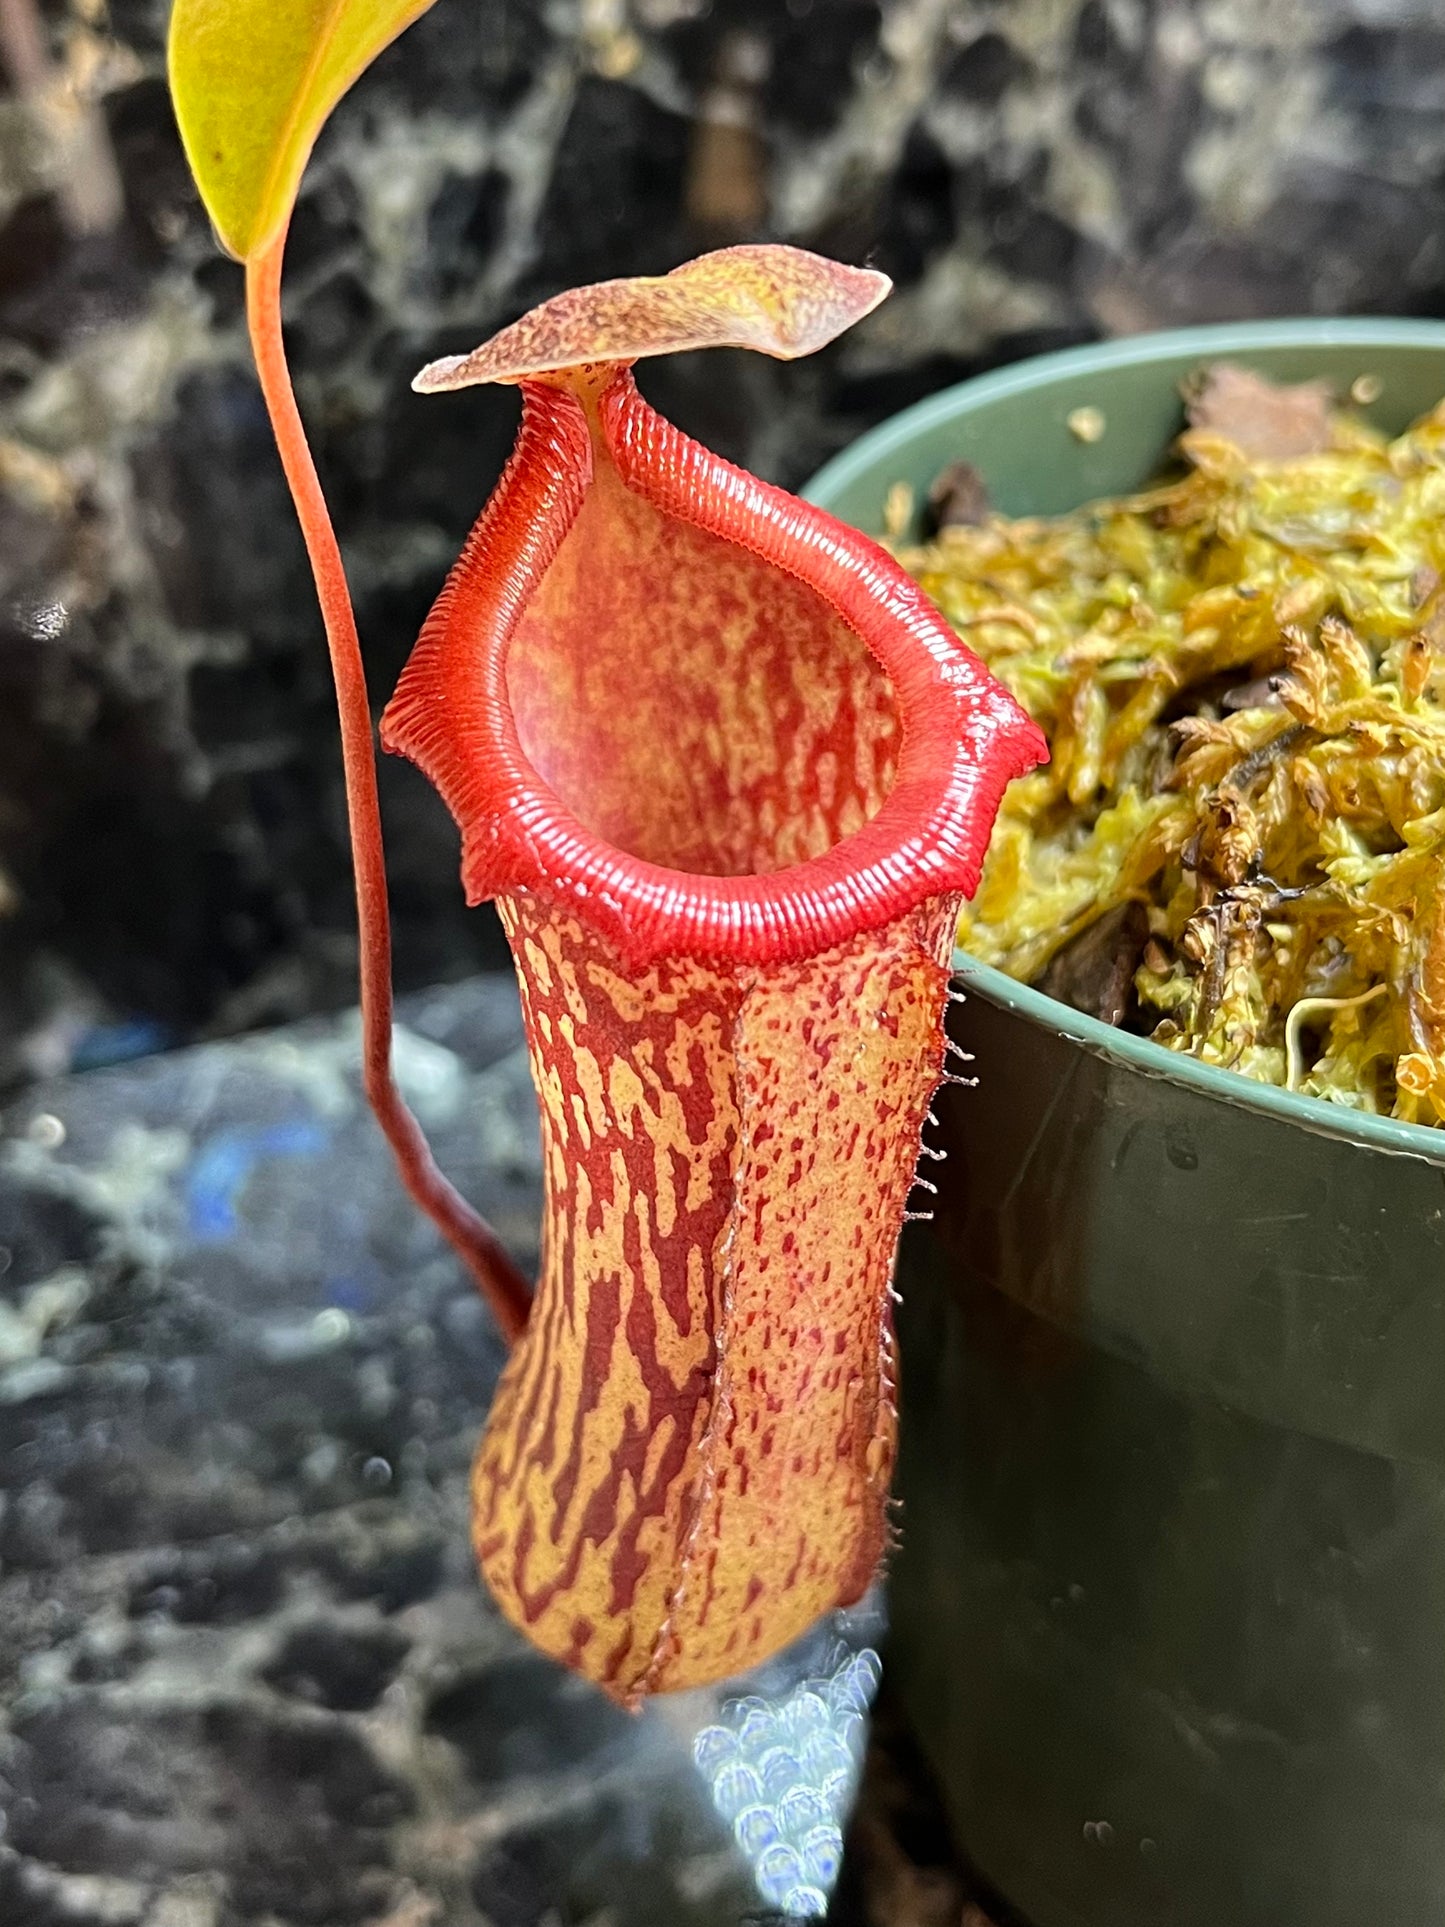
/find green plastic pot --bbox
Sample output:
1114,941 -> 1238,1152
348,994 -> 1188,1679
806,322 -> 1445,1927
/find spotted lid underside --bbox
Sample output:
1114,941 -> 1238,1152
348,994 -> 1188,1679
412,245 -> 890,391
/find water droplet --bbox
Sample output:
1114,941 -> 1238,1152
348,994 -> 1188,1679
27,1113 -> 65,1149
826,1647 -> 881,1715
779,1689 -> 830,1744
759,1744 -> 799,1800
733,1696 -> 770,1743
799,1821 -> 844,1885
692,1725 -> 737,1774
734,1803 -> 779,1856
779,1783 -> 830,1838
756,1840 -> 804,1907
711,1759 -> 763,1822
850,1647 -> 882,1696
799,1728 -> 850,1783
362,1456 -> 392,1487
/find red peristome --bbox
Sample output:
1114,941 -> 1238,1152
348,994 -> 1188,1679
381,370 -> 1043,968
381,290 -> 1044,1699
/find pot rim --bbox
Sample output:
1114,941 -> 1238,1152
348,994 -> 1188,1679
805,315 -> 1445,1171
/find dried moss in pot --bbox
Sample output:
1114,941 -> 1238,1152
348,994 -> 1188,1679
891,365 -> 1445,1125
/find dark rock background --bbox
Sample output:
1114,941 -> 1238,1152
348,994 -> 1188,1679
0,977 -> 753,1925
0,972 -> 943,1926
4,0 -> 1445,1083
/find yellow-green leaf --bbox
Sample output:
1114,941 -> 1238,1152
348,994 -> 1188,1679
168,0 -> 437,261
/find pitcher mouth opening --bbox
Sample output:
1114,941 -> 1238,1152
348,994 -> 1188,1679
381,367 -> 1044,966
505,419 -> 901,881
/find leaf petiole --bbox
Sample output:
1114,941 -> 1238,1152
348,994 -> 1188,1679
244,222 -> 531,1344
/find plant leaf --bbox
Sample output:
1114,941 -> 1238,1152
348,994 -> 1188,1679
168,0 -> 437,261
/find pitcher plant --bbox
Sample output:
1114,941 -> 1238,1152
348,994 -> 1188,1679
168,0 -> 1045,1706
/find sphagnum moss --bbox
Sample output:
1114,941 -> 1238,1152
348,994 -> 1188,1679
894,380 -> 1445,1125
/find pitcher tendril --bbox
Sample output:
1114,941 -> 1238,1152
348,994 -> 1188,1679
169,0 -> 530,1339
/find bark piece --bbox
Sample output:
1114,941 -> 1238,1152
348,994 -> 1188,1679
1185,363 -> 1334,460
